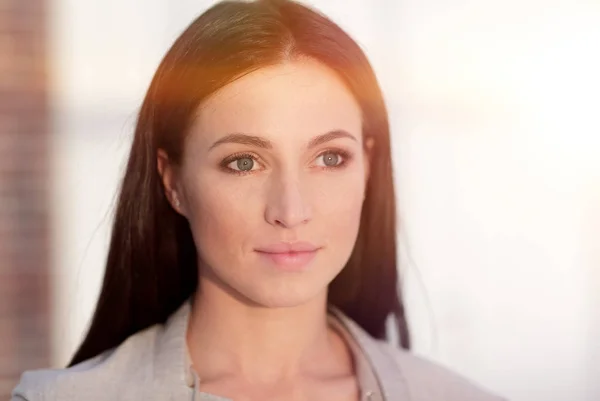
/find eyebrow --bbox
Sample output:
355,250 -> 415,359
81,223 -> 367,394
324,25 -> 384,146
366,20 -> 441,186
208,129 -> 357,151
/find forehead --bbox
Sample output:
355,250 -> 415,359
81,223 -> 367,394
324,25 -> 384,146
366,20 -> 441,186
191,59 -> 363,145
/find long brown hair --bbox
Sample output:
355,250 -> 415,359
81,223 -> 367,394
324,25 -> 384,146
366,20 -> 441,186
69,0 -> 409,367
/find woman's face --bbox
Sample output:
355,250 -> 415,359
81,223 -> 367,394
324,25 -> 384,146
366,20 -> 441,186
164,59 -> 369,308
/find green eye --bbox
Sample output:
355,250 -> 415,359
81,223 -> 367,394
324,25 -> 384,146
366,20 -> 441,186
236,157 -> 254,171
314,149 -> 352,169
321,152 -> 340,166
223,154 -> 259,173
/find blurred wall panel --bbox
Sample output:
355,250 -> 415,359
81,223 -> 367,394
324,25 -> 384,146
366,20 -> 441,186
0,0 -> 51,398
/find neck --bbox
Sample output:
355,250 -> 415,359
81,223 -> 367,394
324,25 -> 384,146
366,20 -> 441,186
186,277 -> 350,384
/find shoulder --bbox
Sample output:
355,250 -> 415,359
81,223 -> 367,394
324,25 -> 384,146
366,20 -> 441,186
371,339 -> 507,401
329,308 -> 507,401
11,324 -> 162,401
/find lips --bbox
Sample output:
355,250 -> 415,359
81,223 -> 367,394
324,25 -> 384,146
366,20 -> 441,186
254,242 -> 321,270
254,241 -> 319,254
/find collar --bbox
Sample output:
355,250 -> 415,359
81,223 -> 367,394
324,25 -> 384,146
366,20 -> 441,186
329,307 -> 411,401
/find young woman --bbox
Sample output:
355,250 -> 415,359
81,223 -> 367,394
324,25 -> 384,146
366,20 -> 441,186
13,0 -> 505,400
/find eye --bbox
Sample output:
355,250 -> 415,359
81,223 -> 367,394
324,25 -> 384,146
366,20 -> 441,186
315,150 -> 346,168
219,152 -> 263,174
226,155 -> 260,172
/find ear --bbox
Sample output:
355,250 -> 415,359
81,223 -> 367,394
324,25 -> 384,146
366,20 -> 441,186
157,149 -> 185,215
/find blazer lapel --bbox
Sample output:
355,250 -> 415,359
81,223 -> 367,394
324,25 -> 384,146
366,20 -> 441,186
329,307 -> 412,401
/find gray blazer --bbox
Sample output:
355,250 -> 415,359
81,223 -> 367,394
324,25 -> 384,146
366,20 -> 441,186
12,300 -> 506,401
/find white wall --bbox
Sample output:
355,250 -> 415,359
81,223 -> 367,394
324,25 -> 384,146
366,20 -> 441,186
386,2 -> 600,401
48,1 -> 600,400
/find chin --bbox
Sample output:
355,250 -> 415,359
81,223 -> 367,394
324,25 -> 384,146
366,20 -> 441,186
241,282 -> 327,309
205,258 -> 340,309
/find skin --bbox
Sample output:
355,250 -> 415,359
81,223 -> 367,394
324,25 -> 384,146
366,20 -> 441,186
158,59 -> 372,401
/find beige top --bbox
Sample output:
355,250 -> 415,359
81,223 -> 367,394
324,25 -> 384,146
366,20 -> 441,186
327,312 -> 383,401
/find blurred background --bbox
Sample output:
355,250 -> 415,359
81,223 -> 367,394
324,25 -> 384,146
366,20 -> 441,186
1,0 -> 599,400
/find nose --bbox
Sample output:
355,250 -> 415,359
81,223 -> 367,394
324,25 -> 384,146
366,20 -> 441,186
264,173 -> 312,229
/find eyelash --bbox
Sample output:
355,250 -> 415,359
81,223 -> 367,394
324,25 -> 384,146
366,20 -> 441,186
219,149 -> 353,176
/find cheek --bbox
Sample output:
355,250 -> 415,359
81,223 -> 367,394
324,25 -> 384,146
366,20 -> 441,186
314,168 -> 365,214
185,177 -> 260,262
315,178 -> 363,214
311,170 -> 365,250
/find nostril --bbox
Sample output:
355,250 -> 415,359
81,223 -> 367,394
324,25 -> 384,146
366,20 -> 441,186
275,219 -> 289,228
